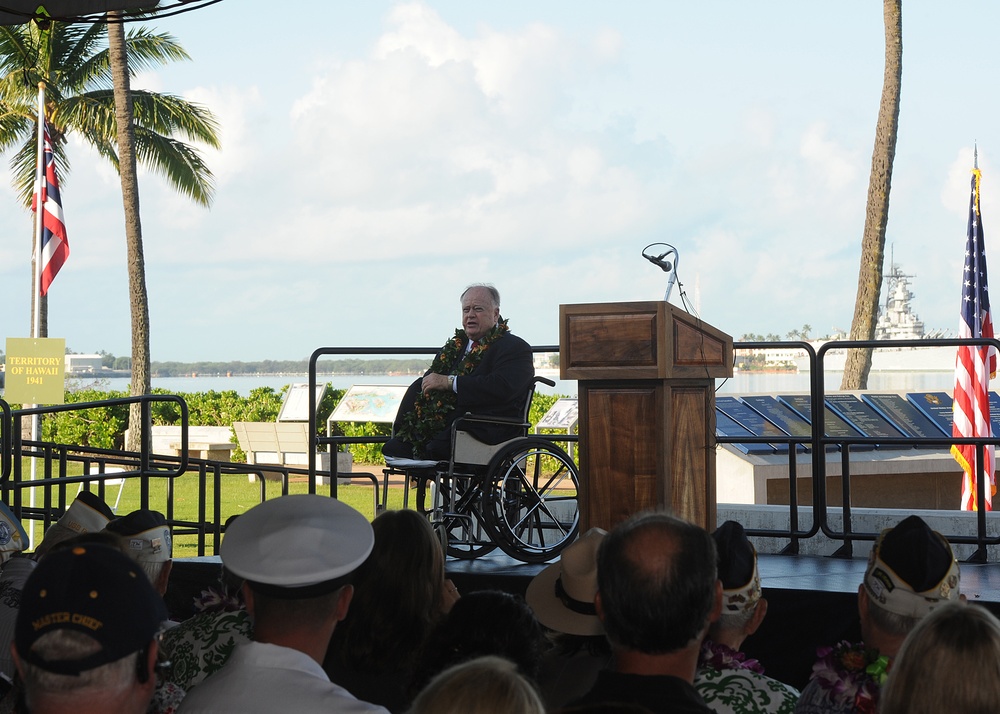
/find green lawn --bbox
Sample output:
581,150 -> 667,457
20,462 -> 410,559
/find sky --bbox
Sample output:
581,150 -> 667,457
1,0 -> 998,362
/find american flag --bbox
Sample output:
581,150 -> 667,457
33,121 -> 69,296
952,165 -> 997,511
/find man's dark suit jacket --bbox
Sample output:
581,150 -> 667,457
384,330 -> 534,459
448,331 -> 534,444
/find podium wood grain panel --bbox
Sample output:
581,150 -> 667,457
563,301 -> 731,533
669,386 -> 715,528
578,385 -> 661,529
561,301 -> 732,380
673,314 -> 728,371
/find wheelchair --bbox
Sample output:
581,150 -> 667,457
383,377 -> 580,564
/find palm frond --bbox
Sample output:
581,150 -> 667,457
133,127 -> 215,207
130,90 -> 221,147
0,20 -> 220,209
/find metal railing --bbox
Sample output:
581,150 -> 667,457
721,338 -> 1000,562
305,344 -> 572,498
0,394 -> 335,556
2,339 -> 997,560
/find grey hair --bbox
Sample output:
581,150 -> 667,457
711,603 -> 757,636
461,284 -> 500,309
867,599 -> 922,638
20,630 -> 137,701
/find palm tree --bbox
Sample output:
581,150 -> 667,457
0,19 -> 219,445
841,0 -> 902,390
0,20 -> 219,207
107,12 -> 152,450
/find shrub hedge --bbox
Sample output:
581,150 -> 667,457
16,386 -> 563,465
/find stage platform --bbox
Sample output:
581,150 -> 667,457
167,551 -> 1000,691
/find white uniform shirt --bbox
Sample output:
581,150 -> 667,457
176,641 -> 388,714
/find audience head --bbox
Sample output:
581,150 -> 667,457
526,527 -> 605,637
33,491 -> 115,560
220,494 -> 373,636
0,502 -> 28,565
461,284 -> 501,341
13,544 -> 167,714
708,520 -> 766,646
414,590 -> 546,694
880,602 -> 1000,714
597,511 -> 719,654
105,509 -> 173,595
328,509 -> 446,668
409,655 -> 545,714
860,515 -> 960,641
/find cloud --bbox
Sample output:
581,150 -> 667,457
799,122 -> 861,193
230,2 -> 670,266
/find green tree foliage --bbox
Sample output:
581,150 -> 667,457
22,387 -> 568,465
0,20 -> 220,207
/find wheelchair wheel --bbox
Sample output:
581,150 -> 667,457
419,473 -> 497,560
482,437 -> 580,564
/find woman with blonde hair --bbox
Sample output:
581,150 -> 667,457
880,601 -> 1000,714
408,656 -> 545,714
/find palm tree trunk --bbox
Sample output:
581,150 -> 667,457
108,12 -> 151,451
841,0 -> 902,390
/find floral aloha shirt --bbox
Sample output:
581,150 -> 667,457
159,609 -> 253,691
694,641 -> 800,714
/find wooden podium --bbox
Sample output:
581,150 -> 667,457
560,301 -> 733,532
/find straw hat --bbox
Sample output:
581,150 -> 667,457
525,528 -> 606,637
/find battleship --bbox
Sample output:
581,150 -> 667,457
795,264 -> 956,372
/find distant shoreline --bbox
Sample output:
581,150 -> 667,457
67,369 -> 426,379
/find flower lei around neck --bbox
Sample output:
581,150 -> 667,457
699,640 -> 764,675
396,318 -> 510,457
808,641 -> 889,714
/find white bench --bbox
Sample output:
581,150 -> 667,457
150,425 -> 237,461
231,421 -> 352,484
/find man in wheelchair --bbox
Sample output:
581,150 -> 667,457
382,283 -> 534,462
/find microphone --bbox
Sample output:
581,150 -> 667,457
643,252 -> 673,272
641,243 -> 679,301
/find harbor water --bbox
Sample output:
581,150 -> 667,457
77,370 -> 957,398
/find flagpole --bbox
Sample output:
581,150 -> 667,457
32,82 -> 44,341
29,82 -> 46,546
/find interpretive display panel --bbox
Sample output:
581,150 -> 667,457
329,384 -> 408,424
862,393 -> 949,445
988,392 -> 1000,437
825,394 -> 906,449
739,395 -> 812,452
536,398 -> 579,430
715,408 -> 775,455
907,392 -> 953,435
777,394 -> 873,451
716,396 -> 789,454
278,383 -> 328,422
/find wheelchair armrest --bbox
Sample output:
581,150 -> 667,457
534,376 -> 555,388
453,412 -> 530,431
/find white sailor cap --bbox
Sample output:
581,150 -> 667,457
59,491 -> 115,535
220,495 -> 374,598
34,492 -> 117,559
0,502 -> 28,563
105,510 -> 172,564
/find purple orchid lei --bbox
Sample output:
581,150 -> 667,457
699,640 -> 765,674
807,641 -> 889,714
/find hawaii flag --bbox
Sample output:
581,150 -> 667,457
32,121 -> 69,295
952,165 -> 997,510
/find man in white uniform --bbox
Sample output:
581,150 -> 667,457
177,494 -> 387,714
